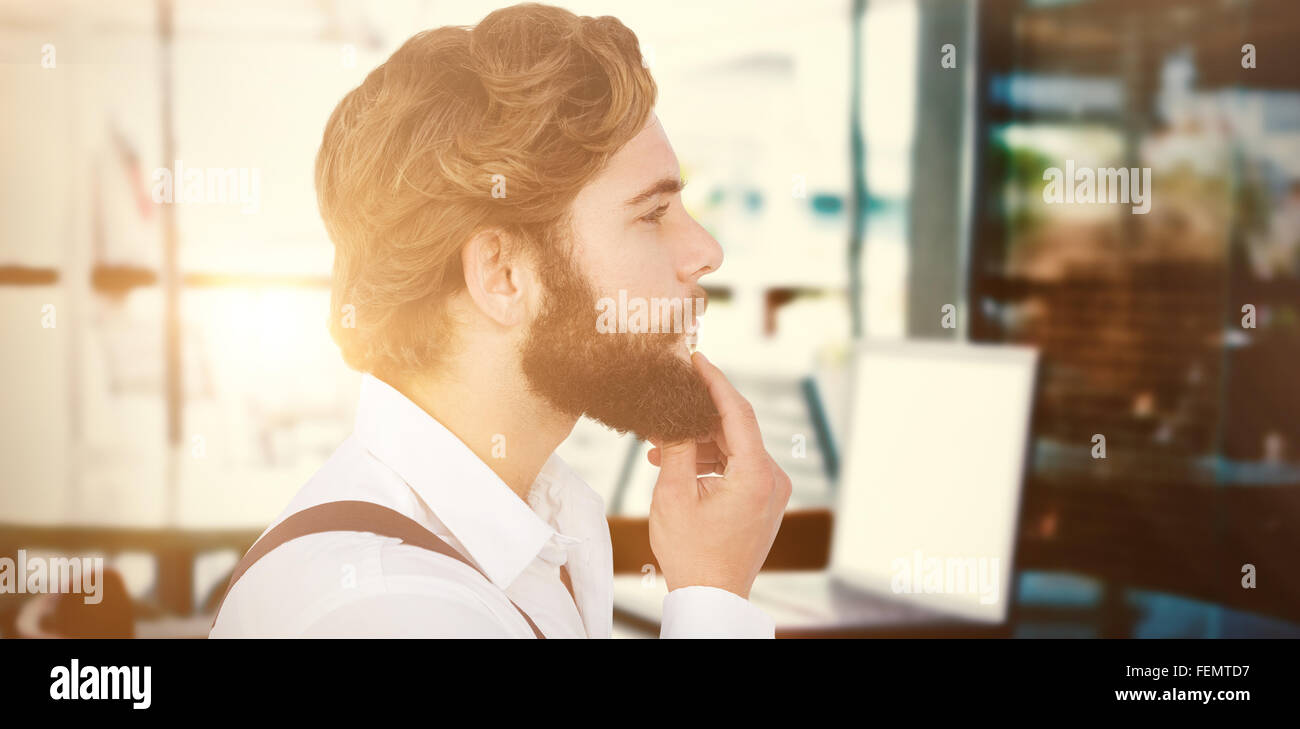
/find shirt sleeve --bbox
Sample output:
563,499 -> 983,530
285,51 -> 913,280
659,586 -> 776,638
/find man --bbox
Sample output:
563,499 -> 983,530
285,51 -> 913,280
210,3 -> 791,638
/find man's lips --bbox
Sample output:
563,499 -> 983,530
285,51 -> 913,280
685,318 -> 700,346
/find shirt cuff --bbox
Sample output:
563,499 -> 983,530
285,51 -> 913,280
660,585 -> 776,638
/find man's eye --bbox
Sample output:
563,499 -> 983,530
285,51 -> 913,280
640,203 -> 670,225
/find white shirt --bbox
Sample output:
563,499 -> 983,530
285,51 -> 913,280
210,374 -> 775,638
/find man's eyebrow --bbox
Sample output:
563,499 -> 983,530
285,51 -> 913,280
623,176 -> 686,208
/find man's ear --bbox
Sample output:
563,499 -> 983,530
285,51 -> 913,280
460,228 -> 536,328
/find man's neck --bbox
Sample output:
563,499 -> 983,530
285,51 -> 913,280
389,361 -> 577,503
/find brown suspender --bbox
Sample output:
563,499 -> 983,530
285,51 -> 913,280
210,500 -> 547,638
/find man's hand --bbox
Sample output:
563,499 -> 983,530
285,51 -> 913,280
646,352 -> 792,599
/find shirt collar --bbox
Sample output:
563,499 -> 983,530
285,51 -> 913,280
352,373 -> 566,590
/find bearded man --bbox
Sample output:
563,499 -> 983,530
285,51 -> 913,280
210,3 -> 791,638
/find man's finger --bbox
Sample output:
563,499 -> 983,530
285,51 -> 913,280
648,449 -> 726,474
648,442 -> 723,465
653,440 -> 698,495
692,352 -> 764,459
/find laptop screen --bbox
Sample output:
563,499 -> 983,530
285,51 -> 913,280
830,340 -> 1038,623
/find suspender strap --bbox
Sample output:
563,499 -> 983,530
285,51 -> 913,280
211,500 -> 546,638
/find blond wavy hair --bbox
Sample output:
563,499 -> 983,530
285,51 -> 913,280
315,3 -> 657,379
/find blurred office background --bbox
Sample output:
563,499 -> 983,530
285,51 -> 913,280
0,0 -> 1297,637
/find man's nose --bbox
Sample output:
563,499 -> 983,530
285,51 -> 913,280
678,215 -> 724,283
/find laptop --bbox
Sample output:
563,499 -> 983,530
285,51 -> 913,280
611,339 -> 1039,634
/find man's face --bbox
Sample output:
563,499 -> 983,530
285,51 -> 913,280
521,115 -> 725,443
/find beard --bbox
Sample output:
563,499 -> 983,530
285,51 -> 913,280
520,247 -> 719,443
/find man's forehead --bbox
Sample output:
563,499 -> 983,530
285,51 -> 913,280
585,115 -> 680,206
